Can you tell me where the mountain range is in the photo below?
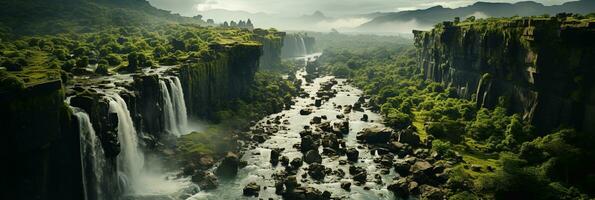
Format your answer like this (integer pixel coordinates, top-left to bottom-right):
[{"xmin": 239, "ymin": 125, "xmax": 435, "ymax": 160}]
[{"xmin": 358, "ymin": 0, "xmax": 595, "ymax": 32}]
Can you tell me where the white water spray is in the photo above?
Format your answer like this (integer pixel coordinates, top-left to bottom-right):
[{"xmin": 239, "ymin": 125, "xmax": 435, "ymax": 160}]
[
  {"xmin": 108, "ymin": 94, "xmax": 144, "ymax": 193},
  {"xmin": 159, "ymin": 80, "xmax": 180, "ymax": 136},
  {"xmin": 168, "ymin": 77, "xmax": 188, "ymax": 134},
  {"xmin": 73, "ymin": 107, "xmax": 106, "ymax": 200}
]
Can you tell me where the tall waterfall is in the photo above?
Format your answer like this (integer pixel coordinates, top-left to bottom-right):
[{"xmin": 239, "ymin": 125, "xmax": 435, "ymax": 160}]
[
  {"xmin": 73, "ymin": 107, "xmax": 106, "ymax": 200},
  {"xmin": 299, "ymin": 36, "xmax": 307, "ymax": 56},
  {"xmin": 108, "ymin": 94, "xmax": 144, "ymax": 193},
  {"xmin": 159, "ymin": 80, "xmax": 180, "ymax": 136},
  {"xmin": 169, "ymin": 77, "xmax": 188, "ymax": 132},
  {"xmin": 159, "ymin": 76, "xmax": 188, "ymax": 136}
]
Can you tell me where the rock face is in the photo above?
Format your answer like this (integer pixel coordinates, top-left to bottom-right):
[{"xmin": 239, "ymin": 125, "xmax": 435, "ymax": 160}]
[
  {"xmin": 413, "ymin": 17, "xmax": 595, "ymax": 133},
  {"xmin": 0, "ymin": 79, "xmax": 84, "ymax": 200},
  {"xmin": 180, "ymin": 43, "xmax": 262, "ymax": 120},
  {"xmin": 255, "ymin": 29, "xmax": 285, "ymax": 70}
]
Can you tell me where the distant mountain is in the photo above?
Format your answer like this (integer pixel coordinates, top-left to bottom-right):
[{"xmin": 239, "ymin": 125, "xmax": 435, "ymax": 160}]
[
  {"xmin": 0, "ymin": 0, "xmax": 206, "ymax": 35},
  {"xmin": 358, "ymin": 0, "xmax": 595, "ymax": 32}
]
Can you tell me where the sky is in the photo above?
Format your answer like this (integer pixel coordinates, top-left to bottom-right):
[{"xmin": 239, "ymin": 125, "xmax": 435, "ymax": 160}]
[{"xmin": 148, "ymin": 0, "xmax": 577, "ymax": 17}]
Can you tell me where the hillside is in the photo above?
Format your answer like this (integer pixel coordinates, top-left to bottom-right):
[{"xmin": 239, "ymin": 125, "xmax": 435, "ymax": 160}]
[
  {"xmin": 359, "ymin": 0, "xmax": 595, "ymax": 31},
  {"xmin": 0, "ymin": 0, "xmax": 206, "ymax": 36}
]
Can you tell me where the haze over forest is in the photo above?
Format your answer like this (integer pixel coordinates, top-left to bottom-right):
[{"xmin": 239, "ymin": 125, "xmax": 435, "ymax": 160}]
[{"xmin": 148, "ymin": 0, "xmax": 590, "ymax": 33}]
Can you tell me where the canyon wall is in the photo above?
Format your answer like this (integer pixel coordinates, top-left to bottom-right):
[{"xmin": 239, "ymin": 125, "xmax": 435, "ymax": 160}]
[
  {"xmin": 0, "ymin": 73, "xmax": 84, "ymax": 200},
  {"xmin": 413, "ymin": 16, "xmax": 595, "ymax": 134},
  {"xmin": 254, "ymin": 29, "xmax": 285, "ymax": 70}
]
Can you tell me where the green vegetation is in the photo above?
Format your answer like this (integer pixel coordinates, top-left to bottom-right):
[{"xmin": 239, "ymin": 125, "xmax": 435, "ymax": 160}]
[
  {"xmin": 319, "ymin": 41, "xmax": 595, "ymax": 199},
  {"xmin": 0, "ymin": 25, "xmax": 281, "ymax": 87}
]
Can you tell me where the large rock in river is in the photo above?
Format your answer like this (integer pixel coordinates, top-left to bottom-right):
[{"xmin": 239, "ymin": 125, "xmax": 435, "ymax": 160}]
[
  {"xmin": 216, "ymin": 152, "xmax": 240, "ymax": 178},
  {"xmin": 356, "ymin": 126, "xmax": 393, "ymax": 143}
]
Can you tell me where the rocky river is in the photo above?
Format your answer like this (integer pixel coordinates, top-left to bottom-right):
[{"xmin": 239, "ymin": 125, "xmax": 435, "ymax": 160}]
[{"xmin": 187, "ymin": 55, "xmax": 426, "ymax": 199}]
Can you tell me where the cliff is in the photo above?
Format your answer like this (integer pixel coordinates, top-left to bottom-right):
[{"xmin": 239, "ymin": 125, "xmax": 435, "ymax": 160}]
[
  {"xmin": 180, "ymin": 43, "xmax": 262, "ymax": 120},
  {"xmin": 281, "ymin": 33, "xmax": 316, "ymax": 58},
  {"xmin": 413, "ymin": 15, "xmax": 595, "ymax": 134},
  {"xmin": 0, "ymin": 71, "xmax": 84, "ymax": 200},
  {"xmin": 254, "ymin": 29, "xmax": 285, "ymax": 70}
]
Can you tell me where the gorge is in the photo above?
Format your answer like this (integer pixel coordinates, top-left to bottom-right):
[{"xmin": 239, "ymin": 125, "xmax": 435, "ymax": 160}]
[{"xmin": 1, "ymin": 1, "xmax": 594, "ymax": 200}]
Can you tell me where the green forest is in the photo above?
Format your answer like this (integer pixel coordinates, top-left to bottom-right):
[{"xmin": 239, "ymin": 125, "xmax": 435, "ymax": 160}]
[{"xmin": 1, "ymin": 0, "xmax": 594, "ymax": 200}]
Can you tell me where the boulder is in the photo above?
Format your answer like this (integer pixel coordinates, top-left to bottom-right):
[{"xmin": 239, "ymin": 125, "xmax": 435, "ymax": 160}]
[
  {"xmin": 420, "ymin": 185, "xmax": 445, "ymax": 200},
  {"xmin": 361, "ymin": 114, "xmax": 368, "ymax": 122},
  {"xmin": 346, "ymin": 148, "xmax": 359, "ymax": 162},
  {"xmin": 191, "ymin": 171, "xmax": 219, "ymax": 190},
  {"xmin": 304, "ymin": 150, "xmax": 322, "ymax": 164},
  {"xmin": 301, "ymin": 135, "xmax": 318, "ymax": 152},
  {"xmin": 270, "ymin": 149, "xmax": 281, "ymax": 165},
  {"xmin": 243, "ymin": 182, "xmax": 260, "ymax": 197},
  {"xmin": 315, "ymin": 99, "xmax": 322, "ymax": 107},
  {"xmin": 410, "ymin": 160, "xmax": 433, "ymax": 174},
  {"xmin": 307, "ymin": 163, "xmax": 326, "ymax": 180},
  {"xmin": 310, "ymin": 116, "xmax": 322, "ymax": 124},
  {"xmin": 300, "ymin": 108, "xmax": 313, "ymax": 115},
  {"xmin": 340, "ymin": 181, "xmax": 352, "ymax": 191},
  {"xmin": 387, "ymin": 178, "xmax": 409, "ymax": 197},
  {"xmin": 290, "ymin": 158, "xmax": 303, "ymax": 168},
  {"xmin": 356, "ymin": 126, "xmax": 393, "ymax": 143},
  {"xmin": 216, "ymin": 152, "xmax": 239, "ymax": 178}
]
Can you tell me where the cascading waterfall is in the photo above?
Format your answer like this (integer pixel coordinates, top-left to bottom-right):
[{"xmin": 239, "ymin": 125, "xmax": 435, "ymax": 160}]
[
  {"xmin": 159, "ymin": 76, "xmax": 189, "ymax": 136},
  {"xmin": 108, "ymin": 94, "xmax": 144, "ymax": 193},
  {"xmin": 159, "ymin": 79, "xmax": 180, "ymax": 136},
  {"xmin": 299, "ymin": 36, "xmax": 307, "ymax": 56},
  {"xmin": 168, "ymin": 77, "xmax": 188, "ymax": 133},
  {"xmin": 73, "ymin": 107, "xmax": 106, "ymax": 200}
]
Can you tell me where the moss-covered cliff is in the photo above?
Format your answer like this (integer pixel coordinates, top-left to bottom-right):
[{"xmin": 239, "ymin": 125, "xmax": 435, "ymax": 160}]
[
  {"xmin": 179, "ymin": 43, "xmax": 262, "ymax": 120},
  {"xmin": 0, "ymin": 70, "xmax": 84, "ymax": 200},
  {"xmin": 413, "ymin": 15, "xmax": 595, "ymax": 133},
  {"xmin": 254, "ymin": 29, "xmax": 285, "ymax": 70}
]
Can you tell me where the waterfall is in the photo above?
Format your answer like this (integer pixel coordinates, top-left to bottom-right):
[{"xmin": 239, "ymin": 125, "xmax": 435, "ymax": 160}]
[
  {"xmin": 159, "ymin": 80, "xmax": 180, "ymax": 136},
  {"xmin": 108, "ymin": 94, "xmax": 144, "ymax": 193},
  {"xmin": 73, "ymin": 107, "xmax": 106, "ymax": 200},
  {"xmin": 168, "ymin": 77, "xmax": 188, "ymax": 133},
  {"xmin": 299, "ymin": 36, "xmax": 307, "ymax": 56}
]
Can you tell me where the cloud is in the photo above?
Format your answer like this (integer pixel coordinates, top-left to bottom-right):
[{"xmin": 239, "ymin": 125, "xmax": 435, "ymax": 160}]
[{"xmin": 148, "ymin": 0, "xmax": 577, "ymax": 17}]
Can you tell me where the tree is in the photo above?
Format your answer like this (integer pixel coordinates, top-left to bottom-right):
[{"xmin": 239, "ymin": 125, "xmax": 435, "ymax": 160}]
[{"xmin": 76, "ymin": 56, "xmax": 89, "ymax": 68}]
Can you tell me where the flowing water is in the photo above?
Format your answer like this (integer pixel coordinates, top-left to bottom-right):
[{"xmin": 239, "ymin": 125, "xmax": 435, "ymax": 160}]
[
  {"xmin": 73, "ymin": 107, "xmax": 107, "ymax": 200},
  {"xmin": 190, "ymin": 54, "xmax": 395, "ymax": 199},
  {"xmin": 160, "ymin": 76, "xmax": 189, "ymax": 136}
]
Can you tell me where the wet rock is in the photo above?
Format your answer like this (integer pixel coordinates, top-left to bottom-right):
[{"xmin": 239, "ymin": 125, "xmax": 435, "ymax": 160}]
[
  {"xmin": 353, "ymin": 171, "xmax": 367, "ymax": 184},
  {"xmin": 340, "ymin": 181, "xmax": 352, "ymax": 191},
  {"xmin": 388, "ymin": 178, "xmax": 409, "ymax": 197},
  {"xmin": 394, "ymin": 160, "xmax": 411, "ymax": 176},
  {"xmin": 243, "ymin": 182, "xmax": 261, "ymax": 197},
  {"xmin": 408, "ymin": 181, "xmax": 420, "ymax": 194},
  {"xmin": 239, "ymin": 160, "xmax": 248, "ymax": 168},
  {"xmin": 361, "ymin": 114, "xmax": 368, "ymax": 122},
  {"xmin": 290, "ymin": 158, "xmax": 303, "ymax": 168},
  {"xmin": 339, "ymin": 160, "xmax": 347, "ymax": 165},
  {"xmin": 307, "ymin": 163, "xmax": 326, "ymax": 180},
  {"xmin": 301, "ymin": 135, "xmax": 318, "ymax": 152},
  {"xmin": 216, "ymin": 152, "xmax": 239, "ymax": 178},
  {"xmin": 270, "ymin": 149, "xmax": 281, "ymax": 166},
  {"xmin": 346, "ymin": 148, "xmax": 359, "ymax": 162},
  {"xmin": 343, "ymin": 105, "xmax": 352, "ymax": 114},
  {"xmin": 357, "ymin": 126, "xmax": 393, "ymax": 143},
  {"xmin": 322, "ymin": 147, "xmax": 337, "ymax": 156},
  {"xmin": 317, "ymin": 121, "xmax": 332, "ymax": 132},
  {"xmin": 284, "ymin": 176, "xmax": 299, "ymax": 191},
  {"xmin": 300, "ymin": 108, "xmax": 313, "ymax": 115},
  {"xmin": 310, "ymin": 116, "xmax": 322, "ymax": 124},
  {"xmin": 198, "ymin": 155, "xmax": 215, "ymax": 169},
  {"xmin": 333, "ymin": 120, "xmax": 349, "ymax": 135},
  {"xmin": 191, "ymin": 171, "xmax": 219, "ymax": 190},
  {"xmin": 304, "ymin": 150, "xmax": 322, "ymax": 164},
  {"xmin": 280, "ymin": 156, "xmax": 290, "ymax": 166},
  {"xmin": 315, "ymin": 99, "xmax": 322, "ymax": 107},
  {"xmin": 336, "ymin": 114, "xmax": 345, "ymax": 119},
  {"xmin": 252, "ymin": 134, "xmax": 267, "ymax": 143},
  {"xmin": 353, "ymin": 102, "xmax": 363, "ymax": 111}
]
